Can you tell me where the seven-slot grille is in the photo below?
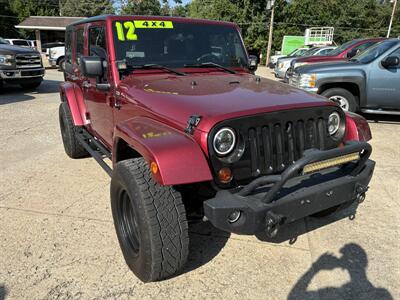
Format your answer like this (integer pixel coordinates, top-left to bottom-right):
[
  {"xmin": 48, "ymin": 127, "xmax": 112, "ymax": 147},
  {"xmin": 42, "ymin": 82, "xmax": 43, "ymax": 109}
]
[
  {"xmin": 15, "ymin": 54, "xmax": 42, "ymax": 69},
  {"xmin": 208, "ymin": 107, "xmax": 343, "ymax": 185},
  {"xmin": 247, "ymin": 118, "xmax": 328, "ymax": 176}
]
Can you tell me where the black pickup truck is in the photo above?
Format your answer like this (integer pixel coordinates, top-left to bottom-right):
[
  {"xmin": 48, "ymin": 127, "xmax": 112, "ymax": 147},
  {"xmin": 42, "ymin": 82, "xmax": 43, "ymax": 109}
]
[{"xmin": 0, "ymin": 37, "xmax": 45, "ymax": 89}]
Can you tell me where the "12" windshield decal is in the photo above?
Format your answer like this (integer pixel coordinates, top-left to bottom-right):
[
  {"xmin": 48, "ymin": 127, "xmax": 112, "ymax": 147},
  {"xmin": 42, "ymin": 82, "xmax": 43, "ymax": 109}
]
[{"xmin": 115, "ymin": 21, "xmax": 174, "ymax": 41}]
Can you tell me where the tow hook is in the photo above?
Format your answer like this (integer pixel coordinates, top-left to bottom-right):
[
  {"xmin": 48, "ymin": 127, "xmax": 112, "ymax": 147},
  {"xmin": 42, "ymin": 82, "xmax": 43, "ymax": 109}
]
[
  {"xmin": 355, "ymin": 184, "xmax": 369, "ymax": 204},
  {"xmin": 265, "ymin": 211, "xmax": 283, "ymax": 238}
]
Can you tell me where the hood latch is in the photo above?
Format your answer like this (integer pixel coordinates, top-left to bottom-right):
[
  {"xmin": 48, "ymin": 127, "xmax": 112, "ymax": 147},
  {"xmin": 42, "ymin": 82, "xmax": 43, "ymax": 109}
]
[{"xmin": 185, "ymin": 115, "xmax": 202, "ymax": 134}]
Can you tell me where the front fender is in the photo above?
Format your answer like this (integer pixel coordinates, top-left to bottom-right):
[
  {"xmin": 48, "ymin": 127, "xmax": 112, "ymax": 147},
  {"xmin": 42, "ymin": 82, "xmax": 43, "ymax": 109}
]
[
  {"xmin": 344, "ymin": 111, "xmax": 372, "ymax": 142},
  {"xmin": 59, "ymin": 82, "xmax": 88, "ymax": 126},
  {"xmin": 114, "ymin": 117, "xmax": 212, "ymax": 186},
  {"xmin": 317, "ymin": 71, "xmax": 367, "ymax": 105}
]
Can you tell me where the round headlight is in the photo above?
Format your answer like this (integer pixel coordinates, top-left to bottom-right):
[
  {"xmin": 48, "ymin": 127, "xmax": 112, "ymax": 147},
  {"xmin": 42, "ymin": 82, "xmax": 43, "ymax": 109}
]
[
  {"xmin": 328, "ymin": 112, "xmax": 341, "ymax": 135},
  {"xmin": 213, "ymin": 128, "xmax": 236, "ymax": 155}
]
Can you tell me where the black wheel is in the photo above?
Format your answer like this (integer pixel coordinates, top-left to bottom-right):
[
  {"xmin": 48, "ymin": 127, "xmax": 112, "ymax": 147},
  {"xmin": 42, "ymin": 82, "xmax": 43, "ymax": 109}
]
[
  {"xmin": 58, "ymin": 58, "xmax": 65, "ymax": 71},
  {"xmin": 20, "ymin": 79, "xmax": 42, "ymax": 90},
  {"xmin": 321, "ymin": 88, "xmax": 358, "ymax": 112},
  {"xmin": 111, "ymin": 158, "xmax": 189, "ymax": 282},
  {"xmin": 59, "ymin": 102, "xmax": 88, "ymax": 158}
]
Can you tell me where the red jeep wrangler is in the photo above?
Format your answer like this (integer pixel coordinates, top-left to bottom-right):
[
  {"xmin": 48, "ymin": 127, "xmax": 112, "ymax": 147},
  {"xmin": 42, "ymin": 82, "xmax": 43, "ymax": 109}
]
[{"xmin": 59, "ymin": 15, "xmax": 375, "ymax": 282}]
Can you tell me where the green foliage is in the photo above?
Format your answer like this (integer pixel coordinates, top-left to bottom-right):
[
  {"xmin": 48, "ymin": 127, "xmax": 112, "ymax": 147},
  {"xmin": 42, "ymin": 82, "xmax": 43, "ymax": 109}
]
[
  {"xmin": 61, "ymin": 0, "xmax": 115, "ymax": 17},
  {"xmin": 188, "ymin": 0, "xmax": 399, "ymax": 56},
  {"xmin": 0, "ymin": 0, "xmax": 59, "ymax": 38},
  {"xmin": 120, "ymin": 0, "xmax": 187, "ymax": 17}
]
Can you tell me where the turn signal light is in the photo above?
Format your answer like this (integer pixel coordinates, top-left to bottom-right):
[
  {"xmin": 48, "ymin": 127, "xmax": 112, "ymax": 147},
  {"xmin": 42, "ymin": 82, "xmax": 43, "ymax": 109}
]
[
  {"xmin": 150, "ymin": 161, "xmax": 158, "ymax": 174},
  {"xmin": 218, "ymin": 167, "xmax": 232, "ymax": 183}
]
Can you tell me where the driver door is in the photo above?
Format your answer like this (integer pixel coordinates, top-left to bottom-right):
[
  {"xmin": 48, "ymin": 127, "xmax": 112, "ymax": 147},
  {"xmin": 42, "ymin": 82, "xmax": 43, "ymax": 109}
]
[
  {"xmin": 367, "ymin": 47, "xmax": 400, "ymax": 109},
  {"xmin": 82, "ymin": 23, "xmax": 114, "ymax": 147}
]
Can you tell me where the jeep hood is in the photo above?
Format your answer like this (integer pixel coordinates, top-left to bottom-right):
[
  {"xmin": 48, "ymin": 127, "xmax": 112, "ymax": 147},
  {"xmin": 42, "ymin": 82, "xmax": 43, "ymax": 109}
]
[
  {"xmin": 119, "ymin": 72, "xmax": 334, "ymax": 132},
  {"xmin": 0, "ymin": 44, "xmax": 39, "ymax": 55}
]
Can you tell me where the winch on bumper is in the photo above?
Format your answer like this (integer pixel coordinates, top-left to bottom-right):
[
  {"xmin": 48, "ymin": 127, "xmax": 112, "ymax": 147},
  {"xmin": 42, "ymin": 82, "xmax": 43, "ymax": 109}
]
[{"xmin": 204, "ymin": 141, "xmax": 375, "ymax": 237}]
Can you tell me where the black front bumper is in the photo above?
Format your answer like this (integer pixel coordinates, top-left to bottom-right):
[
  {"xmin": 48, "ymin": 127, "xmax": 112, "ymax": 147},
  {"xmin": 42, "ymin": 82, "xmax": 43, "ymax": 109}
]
[{"xmin": 204, "ymin": 141, "xmax": 375, "ymax": 236}]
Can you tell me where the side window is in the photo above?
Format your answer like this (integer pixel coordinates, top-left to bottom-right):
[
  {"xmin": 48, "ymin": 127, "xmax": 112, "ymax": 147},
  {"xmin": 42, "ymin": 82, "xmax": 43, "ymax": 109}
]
[
  {"xmin": 89, "ymin": 26, "xmax": 107, "ymax": 59},
  {"xmin": 64, "ymin": 29, "xmax": 73, "ymax": 73},
  {"xmin": 74, "ymin": 28, "xmax": 84, "ymax": 65},
  {"xmin": 353, "ymin": 42, "xmax": 375, "ymax": 55}
]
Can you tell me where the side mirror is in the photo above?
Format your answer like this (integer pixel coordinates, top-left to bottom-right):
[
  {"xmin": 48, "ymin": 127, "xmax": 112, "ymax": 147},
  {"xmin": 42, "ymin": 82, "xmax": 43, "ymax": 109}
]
[
  {"xmin": 248, "ymin": 55, "xmax": 258, "ymax": 72},
  {"xmin": 81, "ymin": 56, "xmax": 103, "ymax": 77},
  {"xmin": 346, "ymin": 48, "xmax": 358, "ymax": 59},
  {"xmin": 381, "ymin": 56, "xmax": 400, "ymax": 68}
]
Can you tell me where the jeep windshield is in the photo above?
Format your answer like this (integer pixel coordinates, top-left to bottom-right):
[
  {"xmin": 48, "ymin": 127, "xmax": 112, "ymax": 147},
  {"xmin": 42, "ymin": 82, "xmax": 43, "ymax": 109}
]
[
  {"xmin": 350, "ymin": 40, "xmax": 398, "ymax": 64},
  {"xmin": 112, "ymin": 20, "xmax": 248, "ymax": 72}
]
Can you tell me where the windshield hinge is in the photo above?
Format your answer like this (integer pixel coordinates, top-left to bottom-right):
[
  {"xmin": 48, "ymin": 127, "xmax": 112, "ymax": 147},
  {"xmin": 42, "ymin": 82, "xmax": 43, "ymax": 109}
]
[{"xmin": 185, "ymin": 115, "xmax": 202, "ymax": 134}]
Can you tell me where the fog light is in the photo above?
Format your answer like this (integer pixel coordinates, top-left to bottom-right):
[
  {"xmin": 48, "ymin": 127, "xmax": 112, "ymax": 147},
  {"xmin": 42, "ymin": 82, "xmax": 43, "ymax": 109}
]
[
  {"xmin": 228, "ymin": 210, "xmax": 241, "ymax": 223},
  {"xmin": 218, "ymin": 167, "xmax": 232, "ymax": 183}
]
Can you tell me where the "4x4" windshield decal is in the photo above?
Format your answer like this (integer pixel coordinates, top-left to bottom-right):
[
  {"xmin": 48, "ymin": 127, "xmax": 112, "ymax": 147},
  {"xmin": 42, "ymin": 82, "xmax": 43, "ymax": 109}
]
[{"xmin": 115, "ymin": 21, "xmax": 174, "ymax": 41}]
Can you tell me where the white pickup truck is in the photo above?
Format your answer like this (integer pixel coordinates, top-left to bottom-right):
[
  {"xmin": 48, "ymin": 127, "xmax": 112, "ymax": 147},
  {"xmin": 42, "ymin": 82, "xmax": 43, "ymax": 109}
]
[{"xmin": 48, "ymin": 46, "xmax": 65, "ymax": 71}]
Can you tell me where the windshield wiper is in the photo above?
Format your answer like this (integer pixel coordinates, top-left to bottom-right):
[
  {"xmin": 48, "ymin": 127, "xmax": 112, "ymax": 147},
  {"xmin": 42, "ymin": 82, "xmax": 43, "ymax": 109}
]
[
  {"xmin": 184, "ymin": 62, "xmax": 237, "ymax": 74},
  {"xmin": 125, "ymin": 64, "xmax": 186, "ymax": 76}
]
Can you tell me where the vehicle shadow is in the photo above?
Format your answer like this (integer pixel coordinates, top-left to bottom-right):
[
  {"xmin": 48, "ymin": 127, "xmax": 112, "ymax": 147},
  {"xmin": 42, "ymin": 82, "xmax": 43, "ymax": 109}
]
[
  {"xmin": 0, "ymin": 79, "xmax": 61, "ymax": 105},
  {"xmin": 287, "ymin": 243, "xmax": 393, "ymax": 300},
  {"xmin": 0, "ymin": 284, "xmax": 7, "ymax": 300},
  {"xmin": 362, "ymin": 113, "xmax": 400, "ymax": 125},
  {"xmin": 180, "ymin": 221, "xmax": 230, "ymax": 275},
  {"xmin": 255, "ymin": 202, "xmax": 359, "ymax": 244}
]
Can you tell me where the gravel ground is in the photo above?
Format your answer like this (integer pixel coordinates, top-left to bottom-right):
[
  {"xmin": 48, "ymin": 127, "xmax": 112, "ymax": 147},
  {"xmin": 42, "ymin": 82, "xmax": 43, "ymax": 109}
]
[{"xmin": 0, "ymin": 68, "xmax": 399, "ymax": 300}]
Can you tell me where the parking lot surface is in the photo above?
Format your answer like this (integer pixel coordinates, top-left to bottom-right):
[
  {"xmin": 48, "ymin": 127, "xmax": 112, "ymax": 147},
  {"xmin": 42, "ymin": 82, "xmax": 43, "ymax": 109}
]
[{"xmin": 0, "ymin": 68, "xmax": 399, "ymax": 299}]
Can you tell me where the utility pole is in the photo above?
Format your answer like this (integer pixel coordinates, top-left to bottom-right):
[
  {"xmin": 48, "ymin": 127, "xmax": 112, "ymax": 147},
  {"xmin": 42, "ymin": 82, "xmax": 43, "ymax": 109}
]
[
  {"xmin": 266, "ymin": 0, "xmax": 275, "ymax": 66},
  {"xmin": 387, "ymin": 0, "xmax": 397, "ymax": 38}
]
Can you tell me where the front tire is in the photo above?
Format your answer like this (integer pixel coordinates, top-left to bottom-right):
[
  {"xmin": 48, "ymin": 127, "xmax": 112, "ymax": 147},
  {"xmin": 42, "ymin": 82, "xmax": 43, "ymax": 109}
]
[
  {"xmin": 20, "ymin": 79, "xmax": 42, "ymax": 90},
  {"xmin": 321, "ymin": 88, "xmax": 358, "ymax": 112},
  {"xmin": 59, "ymin": 102, "xmax": 88, "ymax": 158},
  {"xmin": 58, "ymin": 58, "xmax": 65, "ymax": 72},
  {"xmin": 111, "ymin": 158, "xmax": 189, "ymax": 282}
]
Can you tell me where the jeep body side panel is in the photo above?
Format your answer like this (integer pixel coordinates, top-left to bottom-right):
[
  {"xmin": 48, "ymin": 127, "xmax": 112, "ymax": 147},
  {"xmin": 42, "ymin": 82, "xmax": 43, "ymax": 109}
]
[
  {"xmin": 59, "ymin": 81, "xmax": 89, "ymax": 126},
  {"xmin": 114, "ymin": 116, "xmax": 212, "ymax": 185},
  {"xmin": 344, "ymin": 112, "xmax": 372, "ymax": 142}
]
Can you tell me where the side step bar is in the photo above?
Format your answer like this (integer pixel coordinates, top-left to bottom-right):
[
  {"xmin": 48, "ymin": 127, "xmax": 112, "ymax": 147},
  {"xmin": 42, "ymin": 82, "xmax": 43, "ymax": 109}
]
[
  {"xmin": 361, "ymin": 109, "xmax": 400, "ymax": 116},
  {"xmin": 75, "ymin": 128, "xmax": 113, "ymax": 177}
]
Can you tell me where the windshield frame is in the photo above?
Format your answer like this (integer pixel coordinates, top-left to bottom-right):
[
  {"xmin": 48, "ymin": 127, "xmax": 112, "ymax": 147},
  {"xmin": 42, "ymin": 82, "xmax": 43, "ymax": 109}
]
[{"xmin": 109, "ymin": 18, "xmax": 250, "ymax": 74}]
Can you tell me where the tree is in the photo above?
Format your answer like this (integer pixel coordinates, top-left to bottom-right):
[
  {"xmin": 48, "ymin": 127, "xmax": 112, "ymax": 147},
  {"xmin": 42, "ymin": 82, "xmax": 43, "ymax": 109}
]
[
  {"xmin": 61, "ymin": 0, "xmax": 115, "ymax": 17},
  {"xmin": 188, "ymin": 0, "xmax": 399, "ymax": 59},
  {"xmin": 121, "ymin": 0, "xmax": 162, "ymax": 15},
  {"xmin": 1, "ymin": 0, "xmax": 59, "ymax": 38}
]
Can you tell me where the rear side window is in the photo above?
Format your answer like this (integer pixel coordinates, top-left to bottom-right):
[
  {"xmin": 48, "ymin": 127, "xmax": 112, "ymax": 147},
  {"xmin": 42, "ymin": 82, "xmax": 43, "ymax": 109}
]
[
  {"xmin": 13, "ymin": 40, "xmax": 29, "ymax": 46},
  {"xmin": 64, "ymin": 29, "xmax": 73, "ymax": 73},
  {"xmin": 353, "ymin": 42, "xmax": 376, "ymax": 54},
  {"xmin": 89, "ymin": 26, "xmax": 107, "ymax": 59},
  {"xmin": 74, "ymin": 28, "xmax": 84, "ymax": 65}
]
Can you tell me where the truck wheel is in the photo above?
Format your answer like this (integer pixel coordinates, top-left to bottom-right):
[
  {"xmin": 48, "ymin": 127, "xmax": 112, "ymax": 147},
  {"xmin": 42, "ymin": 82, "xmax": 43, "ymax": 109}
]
[
  {"xmin": 58, "ymin": 58, "xmax": 65, "ymax": 72},
  {"xmin": 59, "ymin": 102, "xmax": 88, "ymax": 158},
  {"xmin": 110, "ymin": 158, "xmax": 189, "ymax": 282},
  {"xmin": 321, "ymin": 88, "xmax": 358, "ymax": 112},
  {"xmin": 20, "ymin": 79, "xmax": 42, "ymax": 90}
]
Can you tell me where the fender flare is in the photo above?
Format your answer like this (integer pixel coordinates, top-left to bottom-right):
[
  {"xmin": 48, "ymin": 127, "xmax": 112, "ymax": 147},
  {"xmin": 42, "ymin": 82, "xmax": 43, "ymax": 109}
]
[
  {"xmin": 113, "ymin": 117, "xmax": 213, "ymax": 186},
  {"xmin": 317, "ymin": 74, "xmax": 367, "ymax": 106},
  {"xmin": 59, "ymin": 82, "xmax": 88, "ymax": 126},
  {"xmin": 344, "ymin": 111, "xmax": 372, "ymax": 142}
]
